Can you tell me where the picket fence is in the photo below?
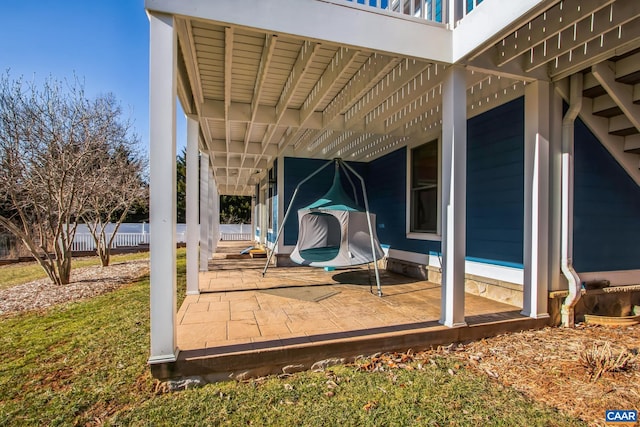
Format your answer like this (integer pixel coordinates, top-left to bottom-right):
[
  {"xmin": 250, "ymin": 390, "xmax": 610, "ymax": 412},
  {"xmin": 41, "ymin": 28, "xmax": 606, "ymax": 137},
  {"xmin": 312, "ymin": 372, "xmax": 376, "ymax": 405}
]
[{"xmin": 71, "ymin": 224, "xmax": 251, "ymax": 252}]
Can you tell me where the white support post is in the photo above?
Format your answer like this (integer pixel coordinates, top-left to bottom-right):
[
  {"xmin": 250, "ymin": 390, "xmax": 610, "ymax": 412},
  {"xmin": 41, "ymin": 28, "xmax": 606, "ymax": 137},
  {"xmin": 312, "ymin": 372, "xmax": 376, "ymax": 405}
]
[
  {"xmin": 212, "ymin": 175, "xmax": 220, "ymax": 253},
  {"xmin": 251, "ymin": 187, "xmax": 257, "ymax": 242},
  {"xmin": 186, "ymin": 116, "xmax": 200, "ymax": 295},
  {"xmin": 199, "ymin": 153, "xmax": 210, "ymax": 271},
  {"xmin": 522, "ymin": 81, "xmax": 551, "ymax": 318},
  {"xmin": 276, "ymin": 155, "xmax": 285, "ymax": 254},
  {"xmin": 148, "ymin": 12, "xmax": 178, "ymax": 364},
  {"xmin": 440, "ymin": 65, "xmax": 467, "ymax": 328},
  {"xmin": 207, "ymin": 168, "xmax": 217, "ymax": 255}
]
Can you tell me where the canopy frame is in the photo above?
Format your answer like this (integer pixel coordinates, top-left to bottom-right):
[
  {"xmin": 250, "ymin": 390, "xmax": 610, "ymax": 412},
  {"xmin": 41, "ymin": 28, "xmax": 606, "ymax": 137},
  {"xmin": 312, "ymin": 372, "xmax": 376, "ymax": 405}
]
[{"xmin": 262, "ymin": 158, "xmax": 382, "ymax": 296}]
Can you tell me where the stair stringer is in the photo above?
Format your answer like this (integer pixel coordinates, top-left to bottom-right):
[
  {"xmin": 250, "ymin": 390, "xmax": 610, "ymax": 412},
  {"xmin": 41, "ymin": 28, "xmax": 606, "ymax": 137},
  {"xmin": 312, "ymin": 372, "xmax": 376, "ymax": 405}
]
[{"xmin": 556, "ymin": 80, "xmax": 640, "ymax": 188}]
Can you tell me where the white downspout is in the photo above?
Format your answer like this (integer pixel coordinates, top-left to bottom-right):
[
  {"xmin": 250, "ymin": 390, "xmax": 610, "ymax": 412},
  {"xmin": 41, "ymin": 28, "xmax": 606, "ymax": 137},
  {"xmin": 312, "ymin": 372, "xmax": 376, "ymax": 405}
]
[{"xmin": 560, "ymin": 73, "xmax": 583, "ymax": 327}]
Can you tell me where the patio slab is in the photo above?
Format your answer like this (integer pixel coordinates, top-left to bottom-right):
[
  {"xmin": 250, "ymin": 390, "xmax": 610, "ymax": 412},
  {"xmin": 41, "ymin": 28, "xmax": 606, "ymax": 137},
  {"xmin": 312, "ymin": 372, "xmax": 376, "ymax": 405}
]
[{"xmin": 153, "ymin": 241, "xmax": 550, "ymax": 381}]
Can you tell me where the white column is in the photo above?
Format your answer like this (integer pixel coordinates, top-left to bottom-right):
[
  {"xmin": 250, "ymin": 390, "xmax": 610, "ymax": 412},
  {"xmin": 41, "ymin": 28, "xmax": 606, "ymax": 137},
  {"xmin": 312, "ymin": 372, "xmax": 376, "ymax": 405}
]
[
  {"xmin": 211, "ymin": 175, "xmax": 220, "ymax": 253},
  {"xmin": 186, "ymin": 116, "xmax": 200, "ymax": 295},
  {"xmin": 199, "ymin": 153, "xmax": 210, "ymax": 271},
  {"xmin": 276, "ymin": 155, "xmax": 285, "ymax": 253},
  {"xmin": 440, "ymin": 65, "xmax": 467, "ymax": 328},
  {"xmin": 251, "ymin": 187, "xmax": 257, "ymax": 242},
  {"xmin": 207, "ymin": 168, "xmax": 216, "ymax": 255},
  {"xmin": 148, "ymin": 12, "xmax": 178, "ymax": 364},
  {"xmin": 522, "ymin": 81, "xmax": 551, "ymax": 318}
]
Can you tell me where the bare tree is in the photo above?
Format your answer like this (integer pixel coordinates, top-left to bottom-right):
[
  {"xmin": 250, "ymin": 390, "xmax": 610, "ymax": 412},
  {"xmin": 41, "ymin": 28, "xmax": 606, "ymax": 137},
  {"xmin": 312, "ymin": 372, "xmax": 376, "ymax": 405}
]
[
  {"xmin": 80, "ymin": 106, "xmax": 147, "ymax": 266},
  {"xmin": 0, "ymin": 74, "xmax": 132, "ymax": 285}
]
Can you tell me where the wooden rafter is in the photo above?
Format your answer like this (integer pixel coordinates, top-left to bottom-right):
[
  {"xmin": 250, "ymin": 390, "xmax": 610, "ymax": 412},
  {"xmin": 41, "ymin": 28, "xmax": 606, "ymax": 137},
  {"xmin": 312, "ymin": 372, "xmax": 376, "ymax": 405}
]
[
  {"xmin": 237, "ymin": 34, "xmax": 278, "ymax": 192},
  {"xmin": 224, "ymin": 27, "xmax": 233, "ymax": 176},
  {"xmin": 550, "ymin": 16, "xmax": 640, "ymax": 80},
  {"xmin": 366, "ymin": 64, "xmax": 447, "ymax": 134},
  {"xmin": 525, "ymin": 0, "xmax": 640, "ymax": 73},
  {"xmin": 281, "ymin": 47, "xmax": 361, "ymax": 155},
  {"xmin": 252, "ymin": 41, "xmax": 321, "ymax": 172},
  {"xmin": 496, "ymin": 0, "xmax": 616, "ymax": 67}
]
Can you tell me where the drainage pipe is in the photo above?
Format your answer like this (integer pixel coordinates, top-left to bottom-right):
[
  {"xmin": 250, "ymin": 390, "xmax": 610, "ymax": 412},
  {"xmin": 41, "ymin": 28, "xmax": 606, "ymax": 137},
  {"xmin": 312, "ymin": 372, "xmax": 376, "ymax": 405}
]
[{"xmin": 560, "ymin": 73, "xmax": 583, "ymax": 327}]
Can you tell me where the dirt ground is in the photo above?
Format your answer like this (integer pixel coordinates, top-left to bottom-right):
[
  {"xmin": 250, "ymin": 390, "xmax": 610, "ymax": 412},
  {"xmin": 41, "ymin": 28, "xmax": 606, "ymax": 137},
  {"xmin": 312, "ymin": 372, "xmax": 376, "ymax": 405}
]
[{"xmin": 439, "ymin": 324, "xmax": 639, "ymax": 426}]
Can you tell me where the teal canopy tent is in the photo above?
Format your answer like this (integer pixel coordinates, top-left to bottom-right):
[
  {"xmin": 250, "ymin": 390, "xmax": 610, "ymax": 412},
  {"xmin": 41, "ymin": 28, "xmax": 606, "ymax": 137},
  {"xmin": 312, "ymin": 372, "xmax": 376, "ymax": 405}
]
[{"xmin": 263, "ymin": 158, "xmax": 384, "ymax": 296}]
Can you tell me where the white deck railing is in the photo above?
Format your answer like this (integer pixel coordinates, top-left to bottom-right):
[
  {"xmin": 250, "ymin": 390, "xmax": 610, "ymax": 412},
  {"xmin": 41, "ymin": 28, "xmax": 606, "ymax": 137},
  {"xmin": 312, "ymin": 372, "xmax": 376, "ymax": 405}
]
[{"xmin": 338, "ymin": 0, "xmax": 483, "ymax": 26}]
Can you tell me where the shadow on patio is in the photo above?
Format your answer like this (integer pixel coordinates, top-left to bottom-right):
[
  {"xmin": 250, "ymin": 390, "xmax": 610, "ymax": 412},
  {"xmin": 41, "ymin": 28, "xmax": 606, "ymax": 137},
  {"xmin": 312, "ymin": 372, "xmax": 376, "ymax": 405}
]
[{"xmin": 160, "ymin": 241, "xmax": 549, "ymax": 381}]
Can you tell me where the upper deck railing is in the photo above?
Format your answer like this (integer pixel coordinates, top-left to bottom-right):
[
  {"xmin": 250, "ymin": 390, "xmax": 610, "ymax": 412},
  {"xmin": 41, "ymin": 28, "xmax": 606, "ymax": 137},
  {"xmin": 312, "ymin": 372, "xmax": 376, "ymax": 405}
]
[{"xmin": 340, "ymin": 0, "xmax": 483, "ymax": 26}]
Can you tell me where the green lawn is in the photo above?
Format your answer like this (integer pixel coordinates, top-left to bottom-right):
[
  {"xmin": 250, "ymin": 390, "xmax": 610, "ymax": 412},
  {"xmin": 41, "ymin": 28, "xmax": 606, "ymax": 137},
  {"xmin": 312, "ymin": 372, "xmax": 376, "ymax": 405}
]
[
  {"xmin": 0, "ymin": 251, "xmax": 149, "ymax": 290},
  {"xmin": 0, "ymin": 249, "xmax": 586, "ymax": 426}
]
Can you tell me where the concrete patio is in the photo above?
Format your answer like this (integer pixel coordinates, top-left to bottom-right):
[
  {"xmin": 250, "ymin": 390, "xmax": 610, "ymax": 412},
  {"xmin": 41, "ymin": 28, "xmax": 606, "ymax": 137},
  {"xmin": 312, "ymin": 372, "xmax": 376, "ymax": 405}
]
[{"xmin": 154, "ymin": 241, "xmax": 549, "ymax": 381}]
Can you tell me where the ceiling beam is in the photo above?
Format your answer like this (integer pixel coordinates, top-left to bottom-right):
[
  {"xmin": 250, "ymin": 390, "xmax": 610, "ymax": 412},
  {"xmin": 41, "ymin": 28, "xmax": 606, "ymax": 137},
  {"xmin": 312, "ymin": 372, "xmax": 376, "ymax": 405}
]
[
  {"xmin": 496, "ymin": 0, "xmax": 615, "ymax": 67},
  {"xmin": 343, "ymin": 58, "xmax": 430, "ymax": 131},
  {"xmin": 224, "ymin": 27, "xmax": 233, "ymax": 177},
  {"xmin": 239, "ymin": 34, "xmax": 277, "ymax": 173},
  {"xmin": 366, "ymin": 64, "xmax": 447, "ymax": 134},
  {"xmin": 300, "ymin": 54, "xmax": 401, "ymax": 156},
  {"xmin": 323, "ymin": 54, "xmax": 400, "ymax": 127},
  {"xmin": 253, "ymin": 41, "xmax": 322, "ymax": 172},
  {"xmin": 282, "ymin": 47, "xmax": 361, "ymax": 155},
  {"xmin": 550, "ymin": 17, "xmax": 640, "ymax": 80},
  {"xmin": 524, "ymin": 0, "xmax": 640, "ymax": 73}
]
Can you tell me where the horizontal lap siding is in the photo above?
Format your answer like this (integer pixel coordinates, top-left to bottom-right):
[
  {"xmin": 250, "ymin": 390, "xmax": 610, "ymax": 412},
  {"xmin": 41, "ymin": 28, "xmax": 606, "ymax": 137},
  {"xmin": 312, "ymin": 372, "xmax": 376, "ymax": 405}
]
[
  {"xmin": 466, "ymin": 97, "xmax": 524, "ymax": 266},
  {"xmin": 574, "ymin": 118, "xmax": 640, "ymax": 272}
]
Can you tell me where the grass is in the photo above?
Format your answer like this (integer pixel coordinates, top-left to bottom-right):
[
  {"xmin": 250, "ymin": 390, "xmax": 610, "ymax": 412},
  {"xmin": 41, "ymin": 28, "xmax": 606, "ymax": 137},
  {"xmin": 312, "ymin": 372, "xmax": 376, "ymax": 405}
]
[
  {"xmin": 0, "ymin": 251, "xmax": 149, "ymax": 290},
  {"xmin": 0, "ymin": 248, "xmax": 586, "ymax": 426}
]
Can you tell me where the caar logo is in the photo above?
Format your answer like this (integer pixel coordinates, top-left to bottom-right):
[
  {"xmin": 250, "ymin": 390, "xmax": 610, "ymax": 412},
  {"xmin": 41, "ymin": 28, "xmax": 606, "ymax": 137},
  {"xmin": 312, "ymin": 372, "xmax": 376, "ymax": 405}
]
[{"xmin": 606, "ymin": 410, "xmax": 637, "ymax": 424}]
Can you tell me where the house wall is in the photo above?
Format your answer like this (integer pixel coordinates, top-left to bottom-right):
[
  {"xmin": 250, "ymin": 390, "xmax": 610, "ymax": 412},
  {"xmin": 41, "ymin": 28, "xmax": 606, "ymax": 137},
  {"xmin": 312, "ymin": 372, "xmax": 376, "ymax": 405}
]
[
  {"xmin": 466, "ymin": 97, "xmax": 525, "ymax": 268},
  {"xmin": 367, "ymin": 96, "xmax": 525, "ymax": 268},
  {"xmin": 573, "ymin": 117, "xmax": 640, "ymax": 273},
  {"xmin": 275, "ymin": 95, "xmax": 640, "ymax": 298}
]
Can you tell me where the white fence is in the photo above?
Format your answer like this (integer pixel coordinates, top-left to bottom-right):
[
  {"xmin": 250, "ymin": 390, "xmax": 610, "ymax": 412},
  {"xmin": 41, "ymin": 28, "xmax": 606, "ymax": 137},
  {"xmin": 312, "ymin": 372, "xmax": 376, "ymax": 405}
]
[
  {"xmin": 220, "ymin": 224, "xmax": 252, "ymax": 241},
  {"xmin": 71, "ymin": 232, "xmax": 151, "ymax": 252},
  {"xmin": 71, "ymin": 223, "xmax": 250, "ymax": 252},
  {"xmin": 220, "ymin": 232, "xmax": 253, "ymax": 241}
]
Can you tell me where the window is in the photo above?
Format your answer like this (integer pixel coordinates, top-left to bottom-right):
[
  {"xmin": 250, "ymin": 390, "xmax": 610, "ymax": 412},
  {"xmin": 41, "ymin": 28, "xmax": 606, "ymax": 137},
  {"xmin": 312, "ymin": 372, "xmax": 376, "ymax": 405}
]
[{"xmin": 410, "ymin": 140, "xmax": 438, "ymax": 234}]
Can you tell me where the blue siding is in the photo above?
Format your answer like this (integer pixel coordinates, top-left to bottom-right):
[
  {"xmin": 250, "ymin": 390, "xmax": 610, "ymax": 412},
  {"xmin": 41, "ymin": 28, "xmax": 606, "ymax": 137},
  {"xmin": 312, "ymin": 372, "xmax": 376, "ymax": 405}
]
[
  {"xmin": 466, "ymin": 97, "xmax": 524, "ymax": 266},
  {"xmin": 366, "ymin": 147, "xmax": 441, "ymax": 254},
  {"xmin": 280, "ymin": 98, "xmax": 526, "ymax": 265},
  {"xmin": 573, "ymin": 118, "xmax": 640, "ymax": 272}
]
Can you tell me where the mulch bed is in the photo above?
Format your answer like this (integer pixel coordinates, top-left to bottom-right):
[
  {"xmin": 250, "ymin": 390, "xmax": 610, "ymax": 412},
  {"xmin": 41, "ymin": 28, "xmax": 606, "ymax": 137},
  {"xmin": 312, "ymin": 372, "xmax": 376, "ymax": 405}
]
[
  {"xmin": 0, "ymin": 259, "xmax": 149, "ymax": 315},
  {"xmin": 353, "ymin": 324, "xmax": 639, "ymax": 426}
]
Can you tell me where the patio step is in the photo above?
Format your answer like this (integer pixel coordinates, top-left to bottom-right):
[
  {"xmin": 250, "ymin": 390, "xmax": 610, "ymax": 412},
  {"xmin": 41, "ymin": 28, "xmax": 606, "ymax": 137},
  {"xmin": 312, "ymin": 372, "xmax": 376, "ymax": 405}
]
[{"xmin": 152, "ymin": 315, "xmax": 550, "ymax": 382}]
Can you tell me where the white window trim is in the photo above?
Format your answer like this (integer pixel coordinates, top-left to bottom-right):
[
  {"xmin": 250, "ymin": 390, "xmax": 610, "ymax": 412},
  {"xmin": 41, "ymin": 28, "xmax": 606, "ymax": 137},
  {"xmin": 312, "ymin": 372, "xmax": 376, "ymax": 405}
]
[{"xmin": 406, "ymin": 135, "xmax": 442, "ymax": 239}]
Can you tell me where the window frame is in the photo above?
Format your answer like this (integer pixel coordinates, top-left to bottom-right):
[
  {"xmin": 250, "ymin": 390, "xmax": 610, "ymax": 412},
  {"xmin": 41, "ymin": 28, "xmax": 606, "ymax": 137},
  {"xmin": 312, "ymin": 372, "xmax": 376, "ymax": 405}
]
[{"xmin": 406, "ymin": 137, "xmax": 441, "ymax": 241}]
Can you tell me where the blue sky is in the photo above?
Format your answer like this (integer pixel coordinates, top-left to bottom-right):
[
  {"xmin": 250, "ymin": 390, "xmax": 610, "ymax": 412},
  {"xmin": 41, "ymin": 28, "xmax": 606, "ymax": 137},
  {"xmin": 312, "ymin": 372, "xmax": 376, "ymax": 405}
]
[{"xmin": 1, "ymin": 0, "xmax": 185, "ymax": 153}]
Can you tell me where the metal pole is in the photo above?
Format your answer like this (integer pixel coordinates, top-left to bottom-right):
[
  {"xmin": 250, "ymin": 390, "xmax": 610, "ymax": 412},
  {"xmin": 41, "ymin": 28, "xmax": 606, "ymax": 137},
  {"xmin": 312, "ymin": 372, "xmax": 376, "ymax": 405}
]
[
  {"xmin": 339, "ymin": 159, "xmax": 382, "ymax": 296},
  {"xmin": 337, "ymin": 159, "xmax": 359, "ymax": 205},
  {"xmin": 262, "ymin": 159, "xmax": 336, "ymax": 276}
]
